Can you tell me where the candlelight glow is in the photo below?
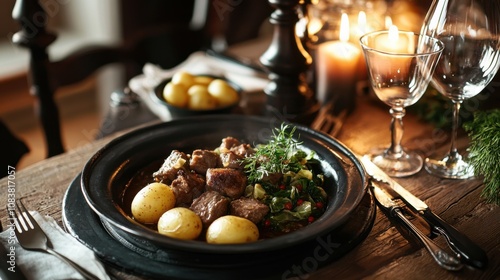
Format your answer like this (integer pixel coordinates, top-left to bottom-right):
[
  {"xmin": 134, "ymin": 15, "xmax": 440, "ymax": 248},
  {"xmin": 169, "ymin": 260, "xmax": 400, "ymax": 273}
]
[
  {"xmin": 308, "ymin": 18, "xmax": 323, "ymax": 36},
  {"xmin": 385, "ymin": 16, "xmax": 393, "ymax": 29},
  {"xmin": 371, "ymin": 25, "xmax": 414, "ymax": 54},
  {"xmin": 358, "ymin": 11, "xmax": 367, "ymax": 34},
  {"xmin": 388, "ymin": 25, "xmax": 399, "ymax": 43},
  {"xmin": 340, "ymin": 13, "xmax": 350, "ymax": 42}
]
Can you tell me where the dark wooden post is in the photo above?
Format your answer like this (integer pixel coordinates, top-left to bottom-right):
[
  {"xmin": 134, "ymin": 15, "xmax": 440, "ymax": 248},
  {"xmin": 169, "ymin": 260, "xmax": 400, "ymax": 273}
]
[
  {"xmin": 260, "ymin": 0, "xmax": 319, "ymax": 124},
  {"xmin": 12, "ymin": 0, "xmax": 64, "ymax": 157}
]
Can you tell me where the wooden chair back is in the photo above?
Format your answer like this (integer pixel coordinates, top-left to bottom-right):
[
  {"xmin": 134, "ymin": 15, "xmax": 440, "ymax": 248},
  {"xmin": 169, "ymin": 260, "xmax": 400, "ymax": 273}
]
[{"xmin": 12, "ymin": 0, "xmax": 210, "ymax": 157}]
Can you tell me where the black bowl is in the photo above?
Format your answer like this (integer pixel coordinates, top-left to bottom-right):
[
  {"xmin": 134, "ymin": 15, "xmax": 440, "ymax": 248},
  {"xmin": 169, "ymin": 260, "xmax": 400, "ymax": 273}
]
[
  {"xmin": 81, "ymin": 115, "xmax": 367, "ymax": 256},
  {"xmin": 151, "ymin": 75, "xmax": 242, "ymax": 118}
]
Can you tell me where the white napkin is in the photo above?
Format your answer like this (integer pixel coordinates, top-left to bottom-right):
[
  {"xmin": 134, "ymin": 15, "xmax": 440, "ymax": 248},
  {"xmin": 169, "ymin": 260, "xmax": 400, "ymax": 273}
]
[
  {"xmin": 129, "ymin": 51, "xmax": 269, "ymax": 121},
  {"xmin": 0, "ymin": 211, "xmax": 110, "ymax": 280}
]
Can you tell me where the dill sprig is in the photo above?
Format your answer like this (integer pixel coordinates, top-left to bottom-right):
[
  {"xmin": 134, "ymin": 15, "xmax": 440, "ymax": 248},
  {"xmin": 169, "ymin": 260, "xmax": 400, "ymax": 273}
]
[
  {"xmin": 243, "ymin": 124, "xmax": 302, "ymax": 184},
  {"xmin": 463, "ymin": 109, "xmax": 500, "ymax": 205}
]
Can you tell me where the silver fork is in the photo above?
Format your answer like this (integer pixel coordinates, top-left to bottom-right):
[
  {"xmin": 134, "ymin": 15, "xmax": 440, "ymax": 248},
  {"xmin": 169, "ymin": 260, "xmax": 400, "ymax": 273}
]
[
  {"xmin": 311, "ymin": 102, "xmax": 347, "ymax": 139},
  {"xmin": 312, "ymin": 104, "xmax": 351, "ymax": 165},
  {"xmin": 7, "ymin": 199, "xmax": 100, "ymax": 280}
]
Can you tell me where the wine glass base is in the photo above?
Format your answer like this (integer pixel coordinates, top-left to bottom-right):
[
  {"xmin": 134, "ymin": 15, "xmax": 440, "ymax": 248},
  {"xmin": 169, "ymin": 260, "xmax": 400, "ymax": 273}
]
[
  {"xmin": 424, "ymin": 157, "xmax": 475, "ymax": 179},
  {"xmin": 367, "ymin": 147, "xmax": 423, "ymax": 177}
]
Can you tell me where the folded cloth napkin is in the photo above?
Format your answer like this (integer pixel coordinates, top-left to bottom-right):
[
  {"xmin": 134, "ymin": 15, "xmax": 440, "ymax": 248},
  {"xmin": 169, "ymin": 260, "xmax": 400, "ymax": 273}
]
[
  {"xmin": 0, "ymin": 211, "xmax": 110, "ymax": 280},
  {"xmin": 129, "ymin": 51, "xmax": 269, "ymax": 121}
]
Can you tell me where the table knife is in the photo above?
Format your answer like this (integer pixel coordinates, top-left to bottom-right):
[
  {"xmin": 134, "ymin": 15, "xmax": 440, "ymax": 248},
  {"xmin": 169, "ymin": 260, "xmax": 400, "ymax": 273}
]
[
  {"xmin": 360, "ymin": 155, "xmax": 488, "ymax": 269},
  {"xmin": 371, "ymin": 183, "xmax": 463, "ymax": 271}
]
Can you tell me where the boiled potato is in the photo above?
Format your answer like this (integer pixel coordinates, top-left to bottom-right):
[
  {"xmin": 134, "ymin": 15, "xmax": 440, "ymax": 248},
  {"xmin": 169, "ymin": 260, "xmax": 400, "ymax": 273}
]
[
  {"xmin": 207, "ymin": 79, "xmax": 239, "ymax": 107},
  {"xmin": 206, "ymin": 215, "xmax": 259, "ymax": 244},
  {"xmin": 131, "ymin": 182, "xmax": 176, "ymax": 224},
  {"xmin": 163, "ymin": 71, "xmax": 238, "ymax": 110},
  {"xmin": 163, "ymin": 82, "xmax": 188, "ymax": 108},
  {"xmin": 171, "ymin": 71, "xmax": 195, "ymax": 88},
  {"xmin": 157, "ymin": 207, "xmax": 202, "ymax": 240},
  {"xmin": 188, "ymin": 85, "xmax": 217, "ymax": 110},
  {"xmin": 193, "ymin": 76, "xmax": 214, "ymax": 86}
]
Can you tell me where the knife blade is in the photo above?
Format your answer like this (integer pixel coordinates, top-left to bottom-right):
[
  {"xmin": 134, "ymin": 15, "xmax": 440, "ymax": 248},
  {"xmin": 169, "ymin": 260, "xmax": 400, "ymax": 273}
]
[
  {"xmin": 360, "ymin": 155, "xmax": 488, "ymax": 269},
  {"xmin": 371, "ymin": 183, "xmax": 463, "ymax": 271}
]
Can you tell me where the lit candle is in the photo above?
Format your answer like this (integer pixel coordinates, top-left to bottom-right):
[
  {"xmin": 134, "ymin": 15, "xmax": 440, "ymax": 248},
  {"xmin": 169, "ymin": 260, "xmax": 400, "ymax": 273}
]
[
  {"xmin": 374, "ymin": 25, "xmax": 415, "ymax": 54},
  {"xmin": 370, "ymin": 26, "xmax": 415, "ymax": 76},
  {"xmin": 355, "ymin": 11, "xmax": 369, "ymax": 81},
  {"xmin": 357, "ymin": 11, "xmax": 368, "ymax": 38},
  {"xmin": 385, "ymin": 16, "xmax": 393, "ymax": 30},
  {"xmin": 316, "ymin": 13, "xmax": 361, "ymax": 109}
]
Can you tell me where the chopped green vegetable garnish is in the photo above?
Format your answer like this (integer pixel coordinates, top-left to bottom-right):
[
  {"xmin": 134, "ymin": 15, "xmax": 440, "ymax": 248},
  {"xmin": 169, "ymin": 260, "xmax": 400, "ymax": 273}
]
[{"xmin": 241, "ymin": 123, "xmax": 330, "ymax": 234}]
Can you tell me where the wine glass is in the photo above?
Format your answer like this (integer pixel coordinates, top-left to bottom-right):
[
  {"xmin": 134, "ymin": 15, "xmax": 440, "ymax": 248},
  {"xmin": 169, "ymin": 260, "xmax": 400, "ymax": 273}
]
[
  {"xmin": 421, "ymin": 0, "xmax": 500, "ymax": 179},
  {"xmin": 360, "ymin": 29, "xmax": 444, "ymax": 177}
]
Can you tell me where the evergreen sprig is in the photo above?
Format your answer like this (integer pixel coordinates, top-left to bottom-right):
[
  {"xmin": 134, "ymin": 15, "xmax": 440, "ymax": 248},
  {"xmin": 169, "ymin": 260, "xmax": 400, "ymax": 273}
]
[
  {"xmin": 409, "ymin": 87, "xmax": 451, "ymax": 128},
  {"xmin": 409, "ymin": 86, "xmax": 485, "ymax": 129},
  {"xmin": 464, "ymin": 109, "xmax": 500, "ymax": 205}
]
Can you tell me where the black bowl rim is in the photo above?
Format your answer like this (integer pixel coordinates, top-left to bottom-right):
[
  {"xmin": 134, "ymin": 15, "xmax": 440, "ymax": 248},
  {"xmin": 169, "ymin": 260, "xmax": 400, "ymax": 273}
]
[
  {"xmin": 150, "ymin": 75, "xmax": 242, "ymax": 113},
  {"xmin": 80, "ymin": 115, "xmax": 368, "ymax": 254}
]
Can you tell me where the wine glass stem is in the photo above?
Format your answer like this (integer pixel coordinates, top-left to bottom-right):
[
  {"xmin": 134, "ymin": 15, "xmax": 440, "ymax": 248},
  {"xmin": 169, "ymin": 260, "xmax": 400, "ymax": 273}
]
[
  {"xmin": 389, "ymin": 107, "xmax": 405, "ymax": 156},
  {"xmin": 447, "ymin": 100, "xmax": 462, "ymax": 161}
]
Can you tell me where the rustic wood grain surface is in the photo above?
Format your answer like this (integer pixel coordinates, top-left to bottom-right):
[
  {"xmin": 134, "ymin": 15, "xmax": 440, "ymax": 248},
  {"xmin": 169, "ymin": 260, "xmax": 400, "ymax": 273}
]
[{"xmin": 1, "ymin": 97, "xmax": 498, "ymax": 280}]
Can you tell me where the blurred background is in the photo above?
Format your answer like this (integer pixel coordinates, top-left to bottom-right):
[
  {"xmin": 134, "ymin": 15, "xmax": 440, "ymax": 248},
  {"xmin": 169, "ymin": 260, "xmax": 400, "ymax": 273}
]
[{"xmin": 0, "ymin": 0, "xmax": 448, "ymax": 169}]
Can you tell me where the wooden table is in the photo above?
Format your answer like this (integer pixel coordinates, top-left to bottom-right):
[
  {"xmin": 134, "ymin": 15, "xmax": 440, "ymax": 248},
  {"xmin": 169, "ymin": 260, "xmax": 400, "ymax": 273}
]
[{"xmin": 1, "ymin": 94, "xmax": 499, "ymax": 280}]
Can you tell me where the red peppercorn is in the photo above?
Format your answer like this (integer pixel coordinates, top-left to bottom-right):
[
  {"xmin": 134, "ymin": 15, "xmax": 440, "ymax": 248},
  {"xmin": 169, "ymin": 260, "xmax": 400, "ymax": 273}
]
[
  {"xmin": 296, "ymin": 199, "xmax": 304, "ymax": 206},
  {"xmin": 284, "ymin": 202, "xmax": 293, "ymax": 210},
  {"xmin": 316, "ymin": 201, "xmax": 324, "ymax": 209},
  {"xmin": 279, "ymin": 184, "xmax": 286, "ymax": 190},
  {"xmin": 308, "ymin": 216, "xmax": 315, "ymax": 223},
  {"xmin": 264, "ymin": 219, "xmax": 271, "ymax": 227},
  {"xmin": 296, "ymin": 184, "xmax": 303, "ymax": 192}
]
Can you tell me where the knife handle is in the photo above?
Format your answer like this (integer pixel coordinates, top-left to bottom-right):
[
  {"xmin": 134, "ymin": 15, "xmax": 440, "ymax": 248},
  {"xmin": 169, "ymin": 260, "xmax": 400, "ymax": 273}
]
[
  {"xmin": 421, "ymin": 209, "xmax": 488, "ymax": 269},
  {"xmin": 392, "ymin": 208, "xmax": 463, "ymax": 271}
]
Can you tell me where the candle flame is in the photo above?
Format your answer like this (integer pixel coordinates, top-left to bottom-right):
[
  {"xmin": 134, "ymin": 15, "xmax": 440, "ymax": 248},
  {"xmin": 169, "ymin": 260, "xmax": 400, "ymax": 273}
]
[
  {"xmin": 358, "ymin": 11, "xmax": 367, "ymax": 34},
  {"xmin": 340, "ymin": 13, "xmax": 350, "ymax": 42},
  {"xmin": 388, "ymin": 25, "xmax": 399, "ymax": 42},
  {"xmin": 385, "ymin": 16, "xmax": 393, "ymax": 29}
]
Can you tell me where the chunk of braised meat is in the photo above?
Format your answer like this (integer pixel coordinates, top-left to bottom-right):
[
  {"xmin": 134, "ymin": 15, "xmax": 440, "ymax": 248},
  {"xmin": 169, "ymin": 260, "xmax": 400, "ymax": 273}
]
[
  {"xmin": 230, "ymin": 198, "xmax": 269, "ymax": 224},
  {"xmin": 190, "ymin": 191, "xmax": 229, "ymax": 228},
  {"xmin": 153, "ymin": 150, "xmax": 189, "ymax": 183},
  {"xmin": 219, "ymin": 142, "xmax": 255, "ymax": 170},
  {"xmin": 220, "ymin": 136, "xmax": 241, "ymax": 150},
  {"xmin": 170, "ymin": 170, "xmax": 205, "ymax": 207},
  {"xmin": 190, "ymin": 149, "xmax": 221, "ymax": 175},
  {"xmin": 219, "ymin": 151, "xmax": 244, "ymax": 170},
  {"xmin": 206, "ymin": 168, "xmax": 247, "ymax": 199},
  {"xmin": 261, "ymin": 172, "xmax": 283, "ymax": 185},
  {"xmin": 230, "ymin": 143, "xmax": 255, "ymax": 157}
]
